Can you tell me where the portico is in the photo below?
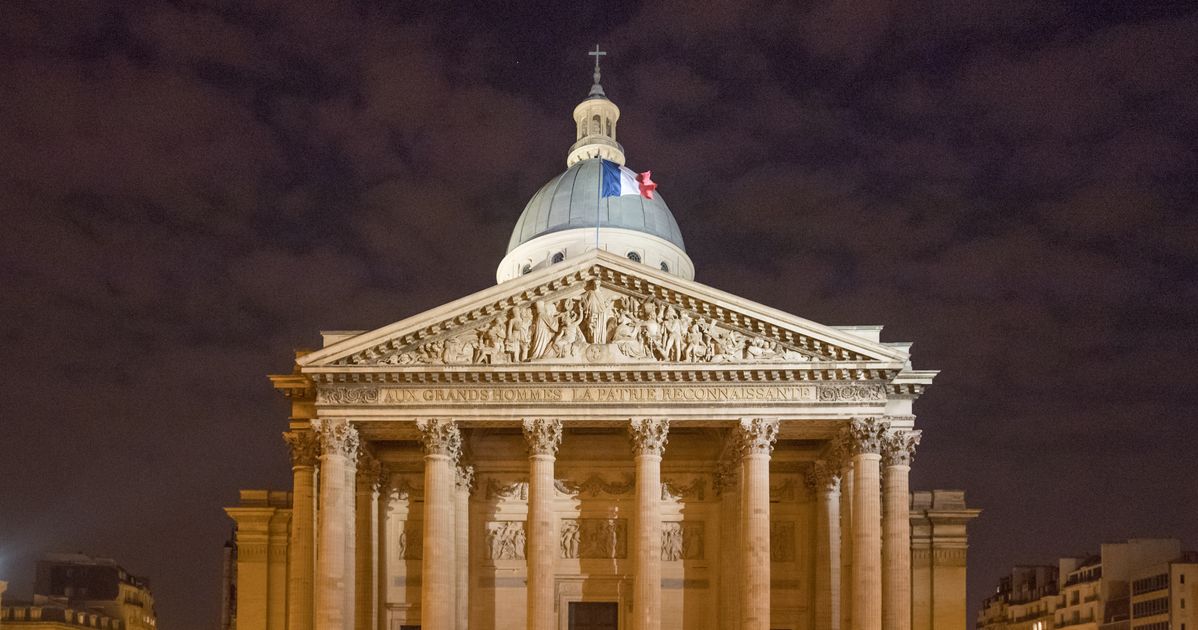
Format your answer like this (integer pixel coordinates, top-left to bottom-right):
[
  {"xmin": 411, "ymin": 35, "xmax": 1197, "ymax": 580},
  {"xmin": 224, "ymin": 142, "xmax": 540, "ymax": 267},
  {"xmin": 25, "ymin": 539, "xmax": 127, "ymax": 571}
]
[{"xmin": 226, "ymin": 51, "xmax": 978, "ymax": 630}]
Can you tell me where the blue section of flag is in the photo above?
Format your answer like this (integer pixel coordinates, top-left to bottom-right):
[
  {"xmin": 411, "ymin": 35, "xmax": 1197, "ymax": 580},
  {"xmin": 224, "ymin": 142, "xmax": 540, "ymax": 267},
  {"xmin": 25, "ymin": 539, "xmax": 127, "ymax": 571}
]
[{"xmin": 600, "ymin": 159, "xmax": 623, "ymax": 198}]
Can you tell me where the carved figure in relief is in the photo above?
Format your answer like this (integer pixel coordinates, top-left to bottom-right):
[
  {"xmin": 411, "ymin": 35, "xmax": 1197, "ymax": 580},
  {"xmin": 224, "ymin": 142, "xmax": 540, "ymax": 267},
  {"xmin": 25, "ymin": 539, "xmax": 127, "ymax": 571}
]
[
  {"xmin": 611, "ymin": 312, "xmax": 646, "ymax": 358},
  {"xmin": 662, "ymin": 309, "xmax": 685, "ymax": 361},
  {"xmin": 662, "ymin": 523, "xmax": 683, "ymax": 561},
  {"xmin": 487, "ymin": 521, "xmax": 526, "ymax": 560},
  {"xmin": 684, "ymin": 323, "xmax": 708, "ymax": 362},
  {"xmin": 530, "ymin": 300, "xmax": 558, "ymax": 360},
  {"xmin": 597, "ymin": 519, "xmax": 619, "ymax": 558},
  {"xmin": 476, "ymin": 319, "xmax": 507, "ymax": 364},
  {"xmin": 505, "ymin": 306, "xmax": 533, "ymax": 362},
  {"xmin": 551, "ymin": 305, "xmax": 584, "ymax": 358},
  {"xmin": 561, "ymin": 519, "xmax": 581, "ymax": 559},
  {"xmin": 581, "ymin": 281, "xmax": 612, "ymax": 344}
]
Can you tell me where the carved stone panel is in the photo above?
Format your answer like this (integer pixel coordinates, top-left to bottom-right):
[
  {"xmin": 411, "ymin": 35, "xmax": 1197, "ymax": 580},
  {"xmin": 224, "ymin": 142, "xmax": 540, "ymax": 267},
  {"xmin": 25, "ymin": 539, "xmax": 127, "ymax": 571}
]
[
  {"xmin": 560, "ymin": 518, "xmax": 627, "ymax": 559},
  {"xmin": 483, "ymin": 478, "xmax": 528, "ymax": 502},
  {"xmin": 771, "ymin": 521, "xmax": 796, "ymax": 562},
  {"xmin": 346, "ymin": 285, "xmax": 822, "ymax": 367},
  {"xmin": 556, "ymin": 473, "xmax": 635, "ymax": 498},
  {"xmin": 661, "ymin": 476, "xmax": 708, "ymax": 502},
  {"xmin": 485, "ymin": 521, "xmax": 527, "ymax": 561},
  {"xmin": 661, "ymin": 522, "xmax": 704, "ymax": 561}
]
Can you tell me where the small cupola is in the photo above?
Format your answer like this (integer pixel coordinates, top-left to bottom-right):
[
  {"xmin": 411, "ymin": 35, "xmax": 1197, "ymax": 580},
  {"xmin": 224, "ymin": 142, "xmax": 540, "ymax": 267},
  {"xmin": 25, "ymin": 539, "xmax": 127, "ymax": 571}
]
[{"xmin": 566, "ymin": 46, "xmax": 625, "ymax": 167}]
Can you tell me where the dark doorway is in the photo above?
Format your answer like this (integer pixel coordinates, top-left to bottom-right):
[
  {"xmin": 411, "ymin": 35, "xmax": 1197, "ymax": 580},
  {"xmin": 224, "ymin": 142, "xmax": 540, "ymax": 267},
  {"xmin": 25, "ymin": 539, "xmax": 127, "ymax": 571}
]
[{"xmin": 568, "ymin": 601, "xmax": 618, "ymax": 630}]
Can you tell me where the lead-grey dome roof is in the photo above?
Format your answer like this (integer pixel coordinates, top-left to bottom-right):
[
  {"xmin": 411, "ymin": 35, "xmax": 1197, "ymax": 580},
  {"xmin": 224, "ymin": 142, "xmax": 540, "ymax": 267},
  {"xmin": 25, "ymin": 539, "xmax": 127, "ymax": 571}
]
[{"xmin": 507, "ymin": 158, "xmax": 686, "ymax": 253}]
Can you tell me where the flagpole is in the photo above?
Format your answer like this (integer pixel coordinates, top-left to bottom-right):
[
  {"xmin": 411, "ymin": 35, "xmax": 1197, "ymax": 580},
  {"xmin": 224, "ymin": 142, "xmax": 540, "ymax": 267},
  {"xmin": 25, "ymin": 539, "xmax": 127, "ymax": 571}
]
[{"xmin": 596, "ymin": 158, "xmax": 601, "ymax": 251}]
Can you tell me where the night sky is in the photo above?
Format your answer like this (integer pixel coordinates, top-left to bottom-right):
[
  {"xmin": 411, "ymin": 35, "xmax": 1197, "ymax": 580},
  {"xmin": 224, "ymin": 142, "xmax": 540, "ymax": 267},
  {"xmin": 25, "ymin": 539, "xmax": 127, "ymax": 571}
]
[{"xmin": 2, "ymin": 2, "xmax": 1196, "ymax": 629}]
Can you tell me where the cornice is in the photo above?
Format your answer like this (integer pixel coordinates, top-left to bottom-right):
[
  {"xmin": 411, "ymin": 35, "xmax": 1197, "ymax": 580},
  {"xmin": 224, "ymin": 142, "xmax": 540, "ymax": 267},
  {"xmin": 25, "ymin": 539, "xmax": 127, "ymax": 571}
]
[{"xmin": 303, "ymin": 365, "xmax": 903, "ymax": 385}]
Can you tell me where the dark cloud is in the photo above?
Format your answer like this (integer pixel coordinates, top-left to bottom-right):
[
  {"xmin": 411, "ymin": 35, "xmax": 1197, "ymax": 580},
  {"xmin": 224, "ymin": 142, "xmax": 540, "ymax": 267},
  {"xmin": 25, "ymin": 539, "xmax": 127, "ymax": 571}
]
[{"xmin": 1, "ymin": 2, "xmax": 1196, "ymax": 628}]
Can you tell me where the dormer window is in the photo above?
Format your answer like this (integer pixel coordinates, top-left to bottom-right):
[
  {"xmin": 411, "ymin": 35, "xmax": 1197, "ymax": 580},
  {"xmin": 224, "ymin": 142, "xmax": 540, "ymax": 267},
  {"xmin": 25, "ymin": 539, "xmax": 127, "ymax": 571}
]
[
  {"xmin": 660, "ymin": 261, "xmax": 669, "ymax": 272},
  {"xmin": 627, "ymin": 251, "xmax": 641, "ymax": 263},
  {"xmin": 551, "ymin": 251, "xmax": 565, "ymax": 264},
  {"xmin": 521, "ymin": 263, "xmax": 532, "ymax": 275}
]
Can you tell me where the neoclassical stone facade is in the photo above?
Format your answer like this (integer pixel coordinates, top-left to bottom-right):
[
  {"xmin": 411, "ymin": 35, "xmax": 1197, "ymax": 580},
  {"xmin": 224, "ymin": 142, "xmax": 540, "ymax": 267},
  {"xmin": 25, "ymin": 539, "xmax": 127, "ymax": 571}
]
[{"xmin": 225, "ymin": 56, "xmax": 978, "ymax": 630}]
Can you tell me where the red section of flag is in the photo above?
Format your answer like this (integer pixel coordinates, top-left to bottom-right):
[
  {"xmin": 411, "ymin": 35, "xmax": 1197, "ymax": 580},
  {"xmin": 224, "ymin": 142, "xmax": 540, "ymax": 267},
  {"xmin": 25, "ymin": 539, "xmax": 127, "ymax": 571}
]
[{"xmin": 637, "ymin": 170, "xmax": 657, "ymax": 199}]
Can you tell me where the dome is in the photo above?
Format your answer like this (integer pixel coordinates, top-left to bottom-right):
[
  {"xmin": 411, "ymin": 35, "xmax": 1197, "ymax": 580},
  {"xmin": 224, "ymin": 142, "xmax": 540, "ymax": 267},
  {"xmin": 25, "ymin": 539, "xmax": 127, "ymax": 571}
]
[{"xmin": 507, "ymin": 158, "xmax": 686, "ymax": 254}]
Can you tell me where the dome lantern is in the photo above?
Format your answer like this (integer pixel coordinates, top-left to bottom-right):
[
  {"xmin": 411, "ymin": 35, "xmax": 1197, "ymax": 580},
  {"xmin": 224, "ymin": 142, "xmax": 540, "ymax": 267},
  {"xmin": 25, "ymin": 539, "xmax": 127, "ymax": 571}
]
[
  {"xmin": 566, "ymin": 46, "xmax": 625, "ymax": 167},
  {"xmin": 497, "ymin": 47, "xmax": 694, "ymax": 284}
]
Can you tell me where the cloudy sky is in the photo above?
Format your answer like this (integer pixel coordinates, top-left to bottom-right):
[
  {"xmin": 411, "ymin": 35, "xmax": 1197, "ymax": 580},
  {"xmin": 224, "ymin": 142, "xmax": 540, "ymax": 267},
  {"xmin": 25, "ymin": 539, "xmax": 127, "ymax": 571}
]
[{"xmin": 1, "ymin": 1, "xmax": 1195, "ymax": 628}]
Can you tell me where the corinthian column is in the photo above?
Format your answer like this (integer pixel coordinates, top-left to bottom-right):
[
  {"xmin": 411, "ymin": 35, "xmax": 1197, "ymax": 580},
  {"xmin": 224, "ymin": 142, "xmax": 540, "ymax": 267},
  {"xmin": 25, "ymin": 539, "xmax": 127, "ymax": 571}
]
[
  {"xmin": 523, "ymin": 418, "xmax": 562, "ymax": 630},
  {"xmin": 284, "ymin": 430, "xmax": 319, "ymax": 630},
  {"xmin": 456, "ymin": 465, "xmax": 474, "ymax": 630},
  {"xmin": 355, "ymin": 451, "xmax": 382, "ymax": 630},
  {"xmin": 313, "ymin": 418, "xmax": 359, "ymax": 630},
  {"xmin": 629, "ymin": 418, "xmax": 669, "ymax": 630},
  {"xmin": 845, "ymin": 417, "xmax": 889, "ymax": 630},
  {"xmin": 716, "ymin": 434, "xmax": 741, "ymax": 630},
  {"xmin": 837, "ymin": 442, "xmax": 854, "ymax": 630},
  {"xmin": 417, "ymin": 418, "xmax": 461, "ymax": 630},
  {"xmin": 882, "ymin": 430, "xmax": 919, "ymax": 630},
  {"xmin": 738, "ymin": 417, "xmax": 778, "ymax": 630},
  {"xmin": 806, "ymin": 460, "xmax": 841, "ymax": 630}
]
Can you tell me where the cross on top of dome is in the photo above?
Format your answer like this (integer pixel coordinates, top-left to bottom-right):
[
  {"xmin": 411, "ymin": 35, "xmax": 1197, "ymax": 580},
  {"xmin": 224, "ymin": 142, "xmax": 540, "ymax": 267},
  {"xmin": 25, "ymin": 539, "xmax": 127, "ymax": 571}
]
[{"xmin": 588, "ymin": 45, "xmax": 606, "ymax": 97}]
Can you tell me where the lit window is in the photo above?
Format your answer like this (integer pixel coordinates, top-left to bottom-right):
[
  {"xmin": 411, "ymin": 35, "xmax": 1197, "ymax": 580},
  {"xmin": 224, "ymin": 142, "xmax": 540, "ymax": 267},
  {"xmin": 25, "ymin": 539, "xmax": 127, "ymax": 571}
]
[
  {"xmin": 660, "ymin": 261, "xmax": 669, "ymax": 272},
  {"xmin": 551, "ymin": 252, "xmax": 565, "ymax": 264},
  {"xmin": 627, "ymin": 251, "xmax": 641, "ymax": 263}
]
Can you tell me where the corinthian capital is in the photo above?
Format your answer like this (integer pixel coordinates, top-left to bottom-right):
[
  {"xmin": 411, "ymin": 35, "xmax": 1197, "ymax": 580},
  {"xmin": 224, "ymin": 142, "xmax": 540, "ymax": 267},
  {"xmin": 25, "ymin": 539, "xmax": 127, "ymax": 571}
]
[
  {"xmin": 629, "ymin": 418, "xmax": 670, "ymax": 457},
  {"xmin": 882, "ymin": 429, "xmax": 921, "ymax": 467},
  {"xmin": 417, "ymin": 418, "xmax": 461, "ymax": 458},
  {"xmin": 522, "ymin": 418, "xmax": 562, "ymax": 457},
  {"xmin": 841, "ymin": 416, "xmax": 889, "ymax": 456},
  {"xmin": 312, "ymin": 418, "xmax": 359, "ymax": 459},
  {"xmin": 803, "ymin": 460, "xmax": 840, "ymax": 495},
  {"xmin": 283, "ymin": 430, "xmax": 320, "ymax": 468},
  {"xmin": 456, "ymin": 465, "xmax": 475, "ymax": 492},
  {"xmin": 737, "ymin": 417, "xmax": 779, "ymax": 456}
]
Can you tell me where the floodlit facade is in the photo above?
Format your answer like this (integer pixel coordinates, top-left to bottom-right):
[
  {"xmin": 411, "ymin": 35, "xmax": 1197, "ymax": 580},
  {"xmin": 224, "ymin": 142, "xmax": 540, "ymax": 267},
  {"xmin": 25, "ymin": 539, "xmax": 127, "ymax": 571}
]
[
  {"xmin": 977, "ymin": 539, "xmax": 1194, "ymax": 630},
  {"xmin": 225, "ymin": 55, "xmax": 980, "ymax": 630}
]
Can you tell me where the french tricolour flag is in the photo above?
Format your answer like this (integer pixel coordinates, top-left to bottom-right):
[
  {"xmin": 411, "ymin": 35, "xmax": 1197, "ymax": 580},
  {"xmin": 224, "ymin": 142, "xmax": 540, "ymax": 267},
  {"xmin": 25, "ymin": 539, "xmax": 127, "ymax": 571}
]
[{"xmin": 600, "ymin": 159, "xmax": 658, "ymax": 200}]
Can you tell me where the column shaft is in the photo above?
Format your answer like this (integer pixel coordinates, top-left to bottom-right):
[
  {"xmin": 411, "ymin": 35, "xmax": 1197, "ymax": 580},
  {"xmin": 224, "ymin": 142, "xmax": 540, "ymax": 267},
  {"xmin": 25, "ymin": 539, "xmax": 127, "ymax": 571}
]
[
  {"xmin": 418, "ymin": 419, "xmax": 461, "ymax": 630},
  {"xmin": 839, "ymin": 465, "xmax": 854, "ymax": 630},
  {"xmin": 629, "ymin": 418, "xmax": 668, "ymax": 630},
  {"xmin": 343, "ymin": 458, "xmax": 357, "ymax": 630},
  {"xmin": 355, "ymin": 455, "xmax": 380, "ymax": 630},
  {"xmin": 284, "ymin": 431, "xmax": 319, "ymax": 630},
  {"xmin": 808, "ymin": 462, "xmax": 841, "ymax": 630},
  {"xmin": 737, "ymin": 418, "xmax": 778, "ymax": 630},
  {"xmin": 882, "ymin": 464, "xmax": 911, "ymax": 630},
  {"xmin": 455, "ymin": 467, "xmax": 473, "ymax": 630},
  {"xmin": 852, "ymin": 453, "xmax": 882, "ymax": 630},
  {"xmin": 523, "ymin": 418, "xmax": 561, "ymax": 630},
  {"xmin": 314, "ymin": 419, "xmax": 358, "ymax": 630}
]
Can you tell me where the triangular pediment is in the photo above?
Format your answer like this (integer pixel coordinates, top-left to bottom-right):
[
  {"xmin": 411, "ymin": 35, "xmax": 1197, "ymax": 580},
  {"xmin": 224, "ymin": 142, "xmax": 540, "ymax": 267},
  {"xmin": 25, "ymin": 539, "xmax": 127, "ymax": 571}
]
[{"xmin": 298, "ymin": 251, "xmax": 909, "ymax": 373}]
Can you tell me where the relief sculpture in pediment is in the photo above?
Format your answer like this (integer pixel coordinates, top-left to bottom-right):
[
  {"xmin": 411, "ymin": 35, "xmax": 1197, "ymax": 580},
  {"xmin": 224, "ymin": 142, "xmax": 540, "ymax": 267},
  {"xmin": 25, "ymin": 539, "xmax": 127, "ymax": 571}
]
[{"xmin": 359, "ymin": 282, "xmax": 817, "ymax": 366}]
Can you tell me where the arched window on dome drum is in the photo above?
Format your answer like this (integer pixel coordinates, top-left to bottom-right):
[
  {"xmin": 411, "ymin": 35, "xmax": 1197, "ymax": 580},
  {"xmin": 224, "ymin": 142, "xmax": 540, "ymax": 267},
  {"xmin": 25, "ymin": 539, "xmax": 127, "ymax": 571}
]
[
  {"xmin": 521, "ymin": 263, "xmax": 532, "ymax": 275},
  {"xmin": 660, "ymin": 261, "xmax": 669, "ymax": 272},
  {"xmin": 627, "ymin": 251, "xmax": 641, "ymax": 263},
  {"xmin": 591, "ymin": 114, "xmax": 601, "ymax": 135},
  {"xmin": 551, "ymin": 252, "xmax": 565, "ymax": 264}
]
